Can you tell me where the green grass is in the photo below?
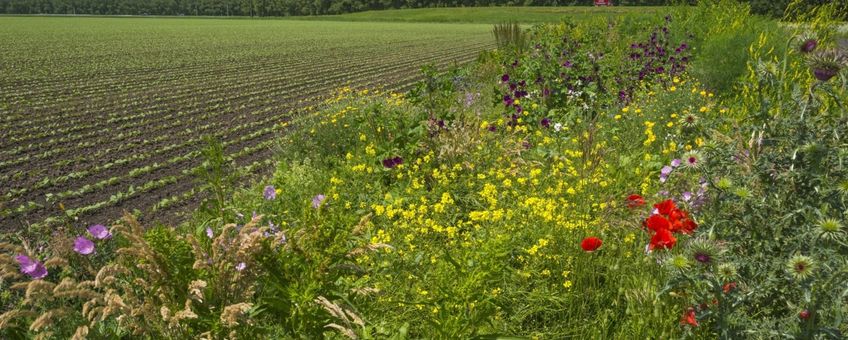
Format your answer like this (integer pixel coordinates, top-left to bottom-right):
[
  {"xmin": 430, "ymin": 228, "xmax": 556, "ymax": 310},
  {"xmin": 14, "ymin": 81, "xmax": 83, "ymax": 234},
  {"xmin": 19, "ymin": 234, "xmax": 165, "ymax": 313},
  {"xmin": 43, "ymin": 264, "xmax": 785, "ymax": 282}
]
[{"xmin": 298, "ymin": 6, "xmax": 665, "ymax": 24}]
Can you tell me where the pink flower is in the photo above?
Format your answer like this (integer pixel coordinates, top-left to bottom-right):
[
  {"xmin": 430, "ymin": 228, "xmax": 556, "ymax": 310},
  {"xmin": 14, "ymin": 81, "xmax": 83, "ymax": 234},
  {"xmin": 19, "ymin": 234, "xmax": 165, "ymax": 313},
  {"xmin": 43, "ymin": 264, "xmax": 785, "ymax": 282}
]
[
  {"xmin": 74, "ymin": 237, "xmax": 95, "ymax": 255},
  {"xmin": 15, "ymin": 254, "xmax": 47, "ymax": 279},
  {"xmin": 312, "ymin": 194, "xmax": 326, "ymax": 209},
  {"xmin": 87, "ymin": 224, "xmax": 112, "ymax": 240}
]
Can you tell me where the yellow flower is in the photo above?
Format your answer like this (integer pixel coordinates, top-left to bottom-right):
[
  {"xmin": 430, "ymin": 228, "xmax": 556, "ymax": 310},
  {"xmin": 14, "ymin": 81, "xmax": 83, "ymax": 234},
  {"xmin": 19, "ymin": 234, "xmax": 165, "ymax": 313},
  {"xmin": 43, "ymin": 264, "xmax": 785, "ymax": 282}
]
[{"xmin": 669, "ymin": 86, "xmax": 677, "ymax": 92}]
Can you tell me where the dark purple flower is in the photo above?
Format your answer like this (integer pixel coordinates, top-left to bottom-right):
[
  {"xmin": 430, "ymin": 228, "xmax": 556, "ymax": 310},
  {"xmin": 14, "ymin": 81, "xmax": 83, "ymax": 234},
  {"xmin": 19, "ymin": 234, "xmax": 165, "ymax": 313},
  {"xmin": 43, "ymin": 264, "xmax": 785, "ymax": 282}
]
[
  {"xmin": 263, "ymin": 185, "xmax": 277, "ymax": 200},
  {"xmin": 501, "ymin": 74, "xmax": 510, "ymax": 82},
  {"xmin": 563, "ymin": 60, "xmax": 573, "ymax": 68},
  {"xmin": 541, "ymin": 118, "xmax": 551, "ymax": 128},
  {"xmin": 487, "ymin": 124, "xmax": 497, "ymax": 132},
  {"xmin": 503, "ymin": 94, "xmax": 513, "ymax": 107},
  {"xmin": 87, "ymin": 224, "xmax": 112, "ymax": 240},
  {"xmin": 312, "ymin": 194, "xmax": 326, "ymax": 209},
  {"xmin": 813, "ymin": 68, "xmax": 838, "ymax": 82},
  {"xmin": 15, "ymin": 255, "xmax": 47, "ymax": 279},
  {"xmin": 515, "ymin": 105, "xmax": 523, "ymax": 114},
  {"xmin": 800, "ymin": 39, "xmax": 817, "ymax": 53},
  {"xmin": 382, "ymin": 156, "xmax": 404, "ymax": 169},
  {"xmin": 511, "ymin": 60, "xmax": 519, "ymax": 67},
  {"xmin": 73, "ymin": 236, "xmax": 95, "ymax": 255}
]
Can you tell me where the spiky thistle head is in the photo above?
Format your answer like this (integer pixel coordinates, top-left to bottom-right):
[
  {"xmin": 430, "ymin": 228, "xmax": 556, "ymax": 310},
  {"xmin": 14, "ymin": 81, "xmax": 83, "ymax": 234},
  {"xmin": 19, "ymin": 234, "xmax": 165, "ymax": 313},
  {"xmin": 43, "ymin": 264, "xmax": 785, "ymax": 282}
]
[
  {"xmin": 806, "ymin": 49, "xmax": 846, "ymax": 81},
  {"xmin": 817, "ymin": 218, "xmax": 844, "ymax": 241},
  {"xmin": 786, "ymin": 255, "xmax": 816, "ymax": 281},
  {"xmin": 716, "ymin": 263, "xmax": 738, "ymax": 282},
  {"xmin": 666, "ymin": 254, "xmax": 691, "ymax": 272},
  {"xmin": 687, "ymin": 238, "xmax": 722, "ymax": 266}
]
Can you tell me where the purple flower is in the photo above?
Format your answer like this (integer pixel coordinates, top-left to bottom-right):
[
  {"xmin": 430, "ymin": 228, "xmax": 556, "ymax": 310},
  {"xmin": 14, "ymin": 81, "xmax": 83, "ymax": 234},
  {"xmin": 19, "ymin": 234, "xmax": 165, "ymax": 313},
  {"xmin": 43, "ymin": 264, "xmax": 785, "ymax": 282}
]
[
  {"xmin": 503, "ymin": 95, "xmax": 513, "ymax": 107},
  {"xmin": 15, "ymin": 255, "xmax": 47, "ymax": 279},
  {"xmin": 681, "ymin": 191, "xmax": 693, "ymax": 202},
  {"xmin": 487, "ymin": 124, "xmax": 497, "ymax": 132},
  {"xmin": 464, "ymin": 92, "xmax": 476, "ymax": 107},
  {"xmin": 661, "ymin": 166, "xmax": 673, "ymax": 176},
  {"xmin": 540, "ymin": 118, "xmax": 551, "ymax": 128},
  {"xmin": 73, "ymin": 237, "xmax": 95, "ymax": 255},
  {"xmin": 263, "ymin": 185, "xmax": 276, "ymax": 200},
  {"xmin": 800, "ymin": 39, "xmax": 817, "ymax": 53},
  {"xmin": 671, "ymin": 159, "xmax": 681, "ymax": 167},
  {"xmin": 206, "ymin": 227, "xmax": 214, "ymax": 239},
  {"xmin": 87, "ymin": 224, "xmax": 112, "ymax": 240},
  {"xmin": 382, "ymin": 156, "xmax": 404, "ymax": 169},
  {"xmin": 501, "ymin": 74, "xmax": 510, "ymax": 82},
  {"xmin": 312, "ymin": 194, "xmax": 326, "ymax": 209},
  {"xmin": 660, "ymin": 174, "xmax": 668, "ymax": 183},
  {"xmin": 563, "ymin": 60, "xmax": 573, "ymax": 68},
  {"xmin": 235, "ymin": 262, "xmax": 246, "ymax": 271}
]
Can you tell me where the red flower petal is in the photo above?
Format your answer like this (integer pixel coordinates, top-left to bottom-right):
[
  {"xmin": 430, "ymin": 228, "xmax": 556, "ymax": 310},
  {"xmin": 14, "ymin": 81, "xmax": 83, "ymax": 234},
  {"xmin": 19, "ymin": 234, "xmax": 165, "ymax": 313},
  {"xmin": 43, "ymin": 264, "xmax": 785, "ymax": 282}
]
[
  {"xmin": 654, "ymin": 199, "xmax": 677, "ymax": 216},
  {"xmin": 645, "ymin": 214, "xmax": 671, "ymax": 233},
  {"xmin": 680, "ymin": 307, "xmax": 699, "ymax": 327},
  {"xmin": 626, "ymin": 194, "xmax": 645, "ymax": 208},
  {"xmin": 581, "ymin": 237, "xmax": 603, "ymax": 252},
  {"xmin": 649, "ymin": 228, "xmax": 676, "ymax": 250}
]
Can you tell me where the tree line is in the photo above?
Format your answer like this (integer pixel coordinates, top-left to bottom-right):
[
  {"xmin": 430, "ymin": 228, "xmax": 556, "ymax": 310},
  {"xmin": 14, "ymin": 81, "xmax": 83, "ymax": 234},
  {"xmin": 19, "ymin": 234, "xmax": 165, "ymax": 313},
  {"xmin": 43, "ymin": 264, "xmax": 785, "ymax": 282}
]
[{"xmin": 0, "ymin": 0, "xmax": 840, "ymax": 18}]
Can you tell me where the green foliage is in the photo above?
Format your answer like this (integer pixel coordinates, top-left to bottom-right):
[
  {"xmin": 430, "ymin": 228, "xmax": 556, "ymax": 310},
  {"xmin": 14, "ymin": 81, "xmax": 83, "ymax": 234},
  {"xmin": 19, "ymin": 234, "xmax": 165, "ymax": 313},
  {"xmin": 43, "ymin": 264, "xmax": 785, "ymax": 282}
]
[
  {"xmin": 143, "ymin": 226, "xmax": 196, "ymax": 301},
  {"xmin": 658, "ymin": 6, "xmax": 848, "ymax": 338},
  {"xmin": 5, "ymin": 2, "xmax": 848, "ymax": 339},
  {"xmin": 194, "ymin": 136, "xmax": 240, "ymax": 224},
  {"xmin": 493, "ymin": 22, "xmax": 527, "ymax": 53}
]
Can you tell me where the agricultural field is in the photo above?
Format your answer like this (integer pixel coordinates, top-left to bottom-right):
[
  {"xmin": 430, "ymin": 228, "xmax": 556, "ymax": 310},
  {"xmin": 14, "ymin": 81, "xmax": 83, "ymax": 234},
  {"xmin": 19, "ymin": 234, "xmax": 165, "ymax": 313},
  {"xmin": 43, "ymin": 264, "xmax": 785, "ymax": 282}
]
[
  {"xmin": 300, "ymin": 6, "xmax": 664, "ymax": 24},
  {"xmin": 0, "ymin": 17, "xmax": 494, "ymax": 232}
]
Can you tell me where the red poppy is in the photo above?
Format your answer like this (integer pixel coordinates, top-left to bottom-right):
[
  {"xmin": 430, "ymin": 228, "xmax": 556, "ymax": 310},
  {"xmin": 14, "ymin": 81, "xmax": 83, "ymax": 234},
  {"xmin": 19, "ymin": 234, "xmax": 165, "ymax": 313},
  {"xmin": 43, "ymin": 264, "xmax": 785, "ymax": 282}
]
[
  {"xmin": 626, "ymin": 194, "xmax": 645, "ymax": 208},
  {"xmin": 649, "ymin": 228, "xmax": 676, "ymax": 250},
  {"xmin": 799, "ymin": 309, "xmax": 811, "ymax": 320},
  {"xmin": 581, "ymin": 237, "xmax": 603, "ymax": 252},
  {"xmin": 722, "ymin": 282, "xmax": 737, "ymax": 294},
  {"xmin": 645, "ymin": 214, "xmax": 672, "ymax": 233},
  {"xmin": 680, "ymin": 307, "xmax": 698, "ymax": 327},
  {"xmin": 667, "ymin": 209, "xmax": 698, "ymax": 234},
  {"xmin": 654, "ymin": 199, "xmax": 677, "ymax": 216}
]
